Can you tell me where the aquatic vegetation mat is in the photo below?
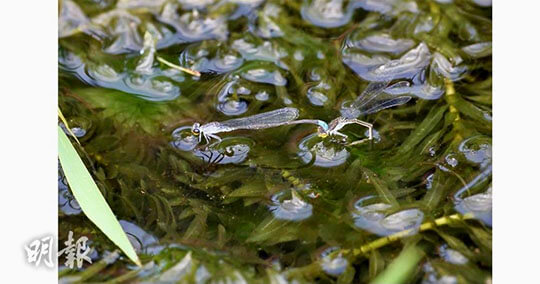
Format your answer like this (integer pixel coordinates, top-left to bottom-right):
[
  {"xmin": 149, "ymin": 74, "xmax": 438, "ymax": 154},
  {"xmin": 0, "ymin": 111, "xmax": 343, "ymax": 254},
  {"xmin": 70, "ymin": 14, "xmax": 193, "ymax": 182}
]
[{"xmin": 58, "ymin": 0, "xmax": 492, "ymax": 282}]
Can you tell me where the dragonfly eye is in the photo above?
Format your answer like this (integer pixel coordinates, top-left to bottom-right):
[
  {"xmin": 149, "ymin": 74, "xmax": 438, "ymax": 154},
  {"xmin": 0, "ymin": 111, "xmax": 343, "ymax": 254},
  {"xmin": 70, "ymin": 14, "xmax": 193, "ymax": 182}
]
[{"xmin": 191, "ymin": 123, "xmax": 201, "ymax": 136}]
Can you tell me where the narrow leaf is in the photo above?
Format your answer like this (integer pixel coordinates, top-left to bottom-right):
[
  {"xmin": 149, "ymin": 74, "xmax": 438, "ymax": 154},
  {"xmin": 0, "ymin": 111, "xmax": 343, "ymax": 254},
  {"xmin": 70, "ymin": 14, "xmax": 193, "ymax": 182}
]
[
  {"xmin": 364, "ymin": 169, "xmax": 399, "ymax": 207},
  {"xmin": 398, "ymin": 105, "xmax": 448, "ymax": 154},
  {"xmin": 58, "ymin": 126, "xmax": 141, "ymax": 266}
]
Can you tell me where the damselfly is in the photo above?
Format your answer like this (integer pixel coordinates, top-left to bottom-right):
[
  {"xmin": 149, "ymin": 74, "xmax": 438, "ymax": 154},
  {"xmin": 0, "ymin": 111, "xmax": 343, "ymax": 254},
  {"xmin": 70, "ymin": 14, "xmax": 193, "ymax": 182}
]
[
  {"xmin": 191, "ymin": 107, "xmax": 300, "ymax": 144},
  {"xmin": 301, "ymin": 80, "xmax": 412, "ymax": 145}
]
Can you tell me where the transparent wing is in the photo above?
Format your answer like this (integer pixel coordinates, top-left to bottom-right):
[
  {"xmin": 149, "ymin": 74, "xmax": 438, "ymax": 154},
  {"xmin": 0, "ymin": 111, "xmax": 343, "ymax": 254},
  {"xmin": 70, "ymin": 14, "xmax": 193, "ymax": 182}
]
[
  {"xmin": 351, "ymin": 80, "xmax": 412, "ymax": 115},
  {"xmin": 361, "ymin": 96, "xmax": 412, "ymax": 115},
  {"xmin": 350, "ymin": 80, "xmax": 393, "ymax": 111},
  {"xmin": 218, "ymin": 107, "xmax": 300, "ymax": 130}
]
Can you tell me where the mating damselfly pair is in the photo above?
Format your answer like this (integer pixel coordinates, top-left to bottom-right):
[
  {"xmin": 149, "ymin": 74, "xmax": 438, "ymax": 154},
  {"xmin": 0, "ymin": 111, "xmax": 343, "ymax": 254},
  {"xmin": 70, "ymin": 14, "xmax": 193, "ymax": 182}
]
[{"xmin": 182, "ymin": 79, "xmax": 411, "ymax": 147}]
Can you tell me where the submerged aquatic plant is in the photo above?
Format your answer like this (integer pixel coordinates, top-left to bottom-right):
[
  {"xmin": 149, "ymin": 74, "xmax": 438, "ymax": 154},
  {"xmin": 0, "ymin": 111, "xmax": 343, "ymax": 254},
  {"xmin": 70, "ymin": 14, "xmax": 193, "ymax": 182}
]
[{"xmin": 59, "ymin": 0, "xmax": 491, "ymax": 282}]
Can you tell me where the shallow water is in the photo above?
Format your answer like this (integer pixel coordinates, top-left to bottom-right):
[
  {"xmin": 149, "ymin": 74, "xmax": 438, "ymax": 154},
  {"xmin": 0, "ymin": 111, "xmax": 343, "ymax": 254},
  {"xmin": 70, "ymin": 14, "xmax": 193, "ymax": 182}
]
[{"xmin": 59, "ymin": 0, "xmax": 492, "ymax": 282}]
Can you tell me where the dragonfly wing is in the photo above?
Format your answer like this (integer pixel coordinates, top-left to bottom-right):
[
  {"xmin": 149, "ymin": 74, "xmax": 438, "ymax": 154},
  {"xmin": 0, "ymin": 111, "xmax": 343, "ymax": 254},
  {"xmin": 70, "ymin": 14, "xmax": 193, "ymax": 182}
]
[
  {"xmin": 351, "ymin": 80, "xmax": 393, "ymax": 111},
  {"xmin": 361, "ymin": 96, "xmax": 412, "ymax": 115},
  {"xmin": 218, "ymin": 107, "xmax": 300, "ymax": 130}
]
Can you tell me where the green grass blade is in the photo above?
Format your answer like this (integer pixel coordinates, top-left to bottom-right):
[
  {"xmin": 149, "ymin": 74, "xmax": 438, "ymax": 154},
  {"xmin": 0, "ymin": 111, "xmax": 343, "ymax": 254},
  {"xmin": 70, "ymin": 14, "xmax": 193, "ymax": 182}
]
[
  {"xmin": 397, "ymin": 105, "xmax": 448, "ymax": 155},
  {"xmin": 58, "ymin": 126, "xmax": 141, "ymax": 266},
  {"xmin": 370, "ymin": 245, "xmax": 424, "ymax": 284}
]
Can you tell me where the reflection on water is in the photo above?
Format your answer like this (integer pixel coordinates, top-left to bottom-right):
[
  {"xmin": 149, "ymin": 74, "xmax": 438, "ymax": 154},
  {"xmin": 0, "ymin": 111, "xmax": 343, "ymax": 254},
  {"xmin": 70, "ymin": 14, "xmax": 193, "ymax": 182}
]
[
  {"xmin": 351, "ymin": 196, "xmax": 392, "ymax": 235},
  {"xmin": 307, "ymin": 82, "xmax": 331, "ymax": 107},
  {"xmin": 241, "ymin": 68, "xmax": 287, "ymax": 86},
  {"xmin": 380, "ymin": 208, "xmax": 424, "ymax": 234},
  {"xmin": 350, "ymin": 33, "xmax": 415, "ymax": 55},
  {"xmin": 216, "ymin": 78, "xmax": 251, "ymax": 116},
  {"xmin": 59, "ymin": 0, "xmax": 492, "ymax": 280},
  {"xmin": 120, "ymin": 220, "xmax": 160, "ymax": 255},
  {"xmin": 194, "ymin": 142, "xmax": 251, "ymax": 165},
  {"xmin": 171, "ymin": 126, "xmax": 199, "ymax": 151},
  {"xmin": 171, "ymin": 128, "xmax": 252, "ymax": 165},
  {"xmin": 452, "ymin": 135, "xmax": 492, "ymax": 226},
  {"xmin": 458, "ymin": 135, "xmax": 492, "ymax": 168},
  {"xmin": 60, "ymin": 123, "xmax": 87, "ymax": 138},
  {"xmin": 320, "ymin": 247, "xmax": 349, "ymax": 276},
  {"xmin": 352, "ymin": 196, "xmax": 424, "ymax": 236},
  {"xmin": 59, "ymin": 51, "xmax": 183, "ymax": 102},
  {"xmin": 439, "ymin": 244, "xmax": 468, "ymax": 265},
  {"xmin": 232, "ymin": 38, "xmax": 288, "ymax": 69},
  {"xmin": 269, "ymin": 190, "xmax": 313, "ymax": 221},
  {"xmin": 422, "ymin": 262, "xmax": 458, "ymax": 284},
  {"xmin": 58, "ymin": 168, "xmax": 82, "ymax": 216},
  {"xmin": 297, "ymin": 134, "xmax": 350, "ymax": 168},
  {"xmin": 302, "ymin": 0, "xmax": 352, "ymax": 28},
  {"xmin": 455, "ymin": 186, "xmax": 492, "ymax": 226}
]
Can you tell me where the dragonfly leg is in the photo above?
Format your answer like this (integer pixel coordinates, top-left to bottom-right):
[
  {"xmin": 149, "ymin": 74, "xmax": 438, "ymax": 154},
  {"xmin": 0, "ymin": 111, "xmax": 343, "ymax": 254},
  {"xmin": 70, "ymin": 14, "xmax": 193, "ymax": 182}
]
[
  {"xmin": 333, "ymin": 131, "xmax": 348, "ymax": 139},
  {"xmin": 206, "ymin": 133, "xmax": 222, "ymax": 143},
  {"xmin": 346, "ymin": 138, "xmax": 370, "ymax": 146},
  {"xmin": 331, "ymin": 131, "xmax": 349, "ymax": 143},
  {"xmin": 348, "ymin": 119, "xmax": 373, "ymax": 140}
]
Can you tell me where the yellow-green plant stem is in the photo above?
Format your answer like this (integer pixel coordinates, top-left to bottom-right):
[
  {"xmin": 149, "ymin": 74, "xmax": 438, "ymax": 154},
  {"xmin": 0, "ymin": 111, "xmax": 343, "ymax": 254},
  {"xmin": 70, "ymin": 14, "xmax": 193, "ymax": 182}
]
[
  {"xmin": 156, "ymin": 56, "xmax": 201, "ymax": 77},
  {"xmin": 341, "ymin": 213, "xmax": 474, "ymax": 258},
  {"xmin": 281, "ymin": 170, "xmax": 306, "ymax": 190},
  {"xmin": 444, "ymin": 78, "xmax": 465, "ymax": 141},
  {"xmin": 58, "ymin": 107, "xmax": 81, "ymax": 145}
]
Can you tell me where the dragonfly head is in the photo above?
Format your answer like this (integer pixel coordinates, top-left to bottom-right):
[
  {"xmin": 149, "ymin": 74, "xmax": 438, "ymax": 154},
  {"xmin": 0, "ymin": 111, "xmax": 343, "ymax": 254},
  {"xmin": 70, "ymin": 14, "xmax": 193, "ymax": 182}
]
[
  {"xmin": 316, "ymin": 121, "xmax": 329, "ymax": 138},
  {"xmin": 191, "ymin": 122, "xmax": 201, "ymax": 136}
]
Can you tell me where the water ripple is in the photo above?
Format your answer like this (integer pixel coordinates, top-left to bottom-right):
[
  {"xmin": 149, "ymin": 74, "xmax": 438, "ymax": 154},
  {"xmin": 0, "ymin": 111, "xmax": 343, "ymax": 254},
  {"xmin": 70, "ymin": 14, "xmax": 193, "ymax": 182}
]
[
  {"xmin": 301, "ymin": 0, "xmax": 353, "ymax": 28},
  {"xmin": 297, "ymin": 134, "xmax": 350, "ymax": 168},
  {"xmin": 455, "ymin": 186, "xmax": 492, "ymax": 226},
  {"xmin": 232, "ymin": 38, "xmax": 289, "ymax": 69},
  {"xmin": 307, "ymin": 82, "xmax": 331, "ymax": 106},
  {"xmin": 92, "ymin": 10, "xmax": 143, "ymax": 54},
  {"xmin": 158, "ymin": 4, "xmax": 228, "ymax": 45},
  {"xmin": 367, "ymin": 42, "xmax": 432, "ymax": 81},
  {"xmin": 431, "ymin": 52, "xmax": 466, "ymax": 81},
  {"xmin": 462, "ymin": 42, "xmax": 492, "ymax": 58},
  {"xmin": 194, "ymin": 138, "xmax": 252, "ymax": 165},
  {"xmin": 269, "ymin": 190, "xmax": 313, "ymax": 221},
  {"xmin": 439, "ymin": 244, "xmax": 468, "ymax": 265},
  {"xmin": 350, "ymin": 33, "xmax": 416, "ymax": 55},
  {"xmin": 352, "ymin": 196, "xmax": 424, "ymax": 236},
  {"xmin": 320, "ymin": 247, "xmax": 349, "ymax": 276},
  {"xmin": 241, "ymin": 68, "xmax": 287, "ymax": 86}
]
